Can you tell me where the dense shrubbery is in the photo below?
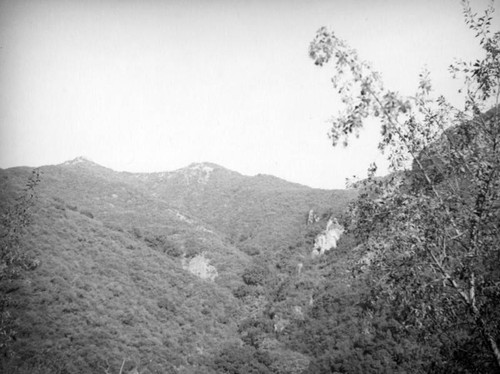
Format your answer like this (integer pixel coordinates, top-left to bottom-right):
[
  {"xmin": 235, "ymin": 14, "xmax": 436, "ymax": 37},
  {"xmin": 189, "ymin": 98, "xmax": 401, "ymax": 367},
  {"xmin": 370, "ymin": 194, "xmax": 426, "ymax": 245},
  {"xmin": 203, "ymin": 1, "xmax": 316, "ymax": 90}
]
[
  {"xmin": 233, "ymin": 284, "xmax": 262, "ymax": 299},
  {"xmin": 238, "ymin": 243, "xmax": 262, "ymax": 256},
  {"xmin": 0, "ymin": 170, "xmax": 40, "ymax": 365},
  {"xmin": 238, "ymin": 317, "xmax": 274, "ymax": 348},
  {"xmin": 79, "ymin": 209, "xmax": 94, "ymax": 219},
  {"xmin": 284, "ymin": 283, "xmax": 436, "ymax": 373},
  {"xmin": 143, "ymin": 233, "xmax": 182, "ymax": 257},
  {"xmin": 242, "ymin": 263, "xmax": 272, "ymax": 286},
  {"xmin": 212, "ymin": 344, "xmax": 272, "ymax": 374},
  {"xmin": 309, "ymin": 0, "xmax": 500, "ymax": 370}
]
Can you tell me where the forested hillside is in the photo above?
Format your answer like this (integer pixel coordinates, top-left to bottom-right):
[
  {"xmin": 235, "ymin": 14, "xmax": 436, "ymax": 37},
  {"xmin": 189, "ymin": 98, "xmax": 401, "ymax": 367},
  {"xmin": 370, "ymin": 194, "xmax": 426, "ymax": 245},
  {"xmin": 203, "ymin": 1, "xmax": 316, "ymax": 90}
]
[
  {"xmin": 0, "ymin": 159, "xmax": 356, "ymax": 373},
  {"xmin": 1, "ymin": 1, "xmax": 499, "ymax": 373}
]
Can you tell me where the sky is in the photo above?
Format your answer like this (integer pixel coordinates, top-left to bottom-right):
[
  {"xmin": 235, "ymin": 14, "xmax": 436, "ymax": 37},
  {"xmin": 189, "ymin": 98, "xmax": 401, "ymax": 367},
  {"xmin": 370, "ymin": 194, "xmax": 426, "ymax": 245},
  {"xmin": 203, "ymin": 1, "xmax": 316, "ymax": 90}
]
[{"xmin": 0, "ymin": 0, "xmax": 497, "ymax": 189}]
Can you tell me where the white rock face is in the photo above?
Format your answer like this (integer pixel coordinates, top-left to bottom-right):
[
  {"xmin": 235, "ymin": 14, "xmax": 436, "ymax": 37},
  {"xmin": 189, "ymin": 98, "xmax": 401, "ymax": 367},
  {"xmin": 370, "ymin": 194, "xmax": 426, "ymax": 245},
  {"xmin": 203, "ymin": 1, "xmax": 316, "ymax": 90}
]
[
  {"xmin": 306, "ymin": 209, "xmax": 320, "ymax": 224},
  {"xmin": 311, "ymin": 218, "xmax": 344, "ymax": 258},
  {"xmin": 273, "ymin": 314, "xmax": 289, "ymax": 333},
  {"xmin": 62, "ymin": 156, "xmax": 92, "ymax": 165},
  {"xmin": 297, "ymin": 262, "xmax": 303, "ymax": 275},
  {"xmin": 182, "ymin": 163, "xmax": 214, "ymax": 185},
  {"xmin": 293, "ymin": 306, "xmax": 304, "ymax": 319},
  {"xmin": 182, "ymin": 253, "xmax": 218, "ymax": 281}
]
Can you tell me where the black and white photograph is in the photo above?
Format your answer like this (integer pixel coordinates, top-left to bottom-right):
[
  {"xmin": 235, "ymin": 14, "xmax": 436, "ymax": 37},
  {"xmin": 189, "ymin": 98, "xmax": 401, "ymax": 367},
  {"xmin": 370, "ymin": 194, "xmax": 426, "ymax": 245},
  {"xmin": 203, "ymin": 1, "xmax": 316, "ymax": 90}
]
[{"xmin": 0, "ymin": 0, "xmax": 499, "ymax": 372}]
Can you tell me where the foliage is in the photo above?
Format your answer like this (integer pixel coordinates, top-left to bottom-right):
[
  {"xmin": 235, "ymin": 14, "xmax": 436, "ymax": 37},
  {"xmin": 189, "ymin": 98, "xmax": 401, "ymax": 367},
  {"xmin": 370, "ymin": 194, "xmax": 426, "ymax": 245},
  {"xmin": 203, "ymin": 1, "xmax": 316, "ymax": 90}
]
[
  {"xmin": 238, "ymin": 316, "xmax": 274, "ymax": 348},
  {"xmin": 133, "ymin": 162, "xmax": 355, "ymax": 258},
  {"xmin": 0, "ymin": 169, "xmax": 40, "ymax": 362},
  {"xmin": 143, "ymin": 233, "xmax": 182, "ymax": 257},
  {"xmin": 0, "ymin": 168, "xmax": 247, "ymax": 373},
  {"xmin": 0, "ymin": 157, "xmax": 354, "ymax": 373},
  {"xmin": 0, "ymin": 170, "xmax": 41, "ymax": 279},
  {"xmin": 212, "ymin": 344, "xmax": 272, "ymax": 374},
  {"xmin": 79, "ymin": 209, "xmax": 94, "ymax": 219},
  {"xmin": 242, "ymin": 262, "xmax": 272, "ymax": 286},
  {"xmin": 310, "ymin": 0, "xmax": 500, "ymax": 370},
  {"xmin": 289, "ymin": 293, "xmax": 431, "ymax": 373},
  {"xmin": 233, "ymin": 284, "xmax": 263, "ymax": 299}
]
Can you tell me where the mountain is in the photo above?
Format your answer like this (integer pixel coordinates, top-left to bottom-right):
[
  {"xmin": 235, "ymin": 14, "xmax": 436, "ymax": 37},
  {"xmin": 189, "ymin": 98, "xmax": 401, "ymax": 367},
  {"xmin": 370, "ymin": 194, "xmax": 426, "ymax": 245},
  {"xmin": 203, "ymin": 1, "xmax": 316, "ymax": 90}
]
[
  {"xmin": 0, "ymin": 158, "xmax": 357, "ymax": 373},
  {"xmin": 124, "ymin": 162, "xmax": 354, "ymax": 255}
]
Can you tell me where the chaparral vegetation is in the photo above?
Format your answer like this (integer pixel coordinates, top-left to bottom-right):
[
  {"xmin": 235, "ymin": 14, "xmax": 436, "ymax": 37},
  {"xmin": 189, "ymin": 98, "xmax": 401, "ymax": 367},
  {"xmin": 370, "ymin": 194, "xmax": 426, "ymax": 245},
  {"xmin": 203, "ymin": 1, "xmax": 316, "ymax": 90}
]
[{"xmin": 0, "ymin": 1, "xmax": 498, "ymax": 373}]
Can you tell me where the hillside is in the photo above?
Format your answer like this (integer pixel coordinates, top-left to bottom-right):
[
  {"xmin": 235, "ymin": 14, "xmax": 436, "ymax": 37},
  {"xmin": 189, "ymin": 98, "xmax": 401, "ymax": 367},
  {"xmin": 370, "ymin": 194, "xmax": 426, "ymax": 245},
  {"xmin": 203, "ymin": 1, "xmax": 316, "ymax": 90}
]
[
  {"xmin": 124, "ymin": 162, "xmax": 354, "ymax": 256},
  {"xmin": 0, "ymin": 159, "xmax": 357, "ymax": 373}
]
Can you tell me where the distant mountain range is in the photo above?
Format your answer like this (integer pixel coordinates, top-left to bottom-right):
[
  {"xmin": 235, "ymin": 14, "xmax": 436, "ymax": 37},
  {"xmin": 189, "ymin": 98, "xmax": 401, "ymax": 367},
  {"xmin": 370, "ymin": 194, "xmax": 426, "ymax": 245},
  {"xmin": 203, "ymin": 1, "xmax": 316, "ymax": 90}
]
[{"xmin": 0, "ymin": 158, "xmax": 357, "ymax": 373}]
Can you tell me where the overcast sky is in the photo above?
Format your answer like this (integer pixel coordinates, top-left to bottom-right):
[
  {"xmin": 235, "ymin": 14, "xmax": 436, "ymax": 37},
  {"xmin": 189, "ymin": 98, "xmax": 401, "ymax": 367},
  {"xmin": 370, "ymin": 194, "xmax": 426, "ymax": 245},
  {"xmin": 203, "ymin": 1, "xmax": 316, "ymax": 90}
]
[{"xmin": 0, "ymin": 0, "xmax": 496, "ymax": 188}]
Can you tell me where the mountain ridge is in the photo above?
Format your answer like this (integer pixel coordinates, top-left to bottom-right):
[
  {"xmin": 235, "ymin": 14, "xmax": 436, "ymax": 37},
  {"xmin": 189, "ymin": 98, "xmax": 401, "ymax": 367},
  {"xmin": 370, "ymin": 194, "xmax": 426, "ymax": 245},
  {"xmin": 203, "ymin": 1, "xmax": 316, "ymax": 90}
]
[
  {"xmin": 52, "ymin": 157, "xmax": 332, "ymax": 190},
  {"xmin": 0, "ymin": 157, "xmax": 358, "ymax": 373}
]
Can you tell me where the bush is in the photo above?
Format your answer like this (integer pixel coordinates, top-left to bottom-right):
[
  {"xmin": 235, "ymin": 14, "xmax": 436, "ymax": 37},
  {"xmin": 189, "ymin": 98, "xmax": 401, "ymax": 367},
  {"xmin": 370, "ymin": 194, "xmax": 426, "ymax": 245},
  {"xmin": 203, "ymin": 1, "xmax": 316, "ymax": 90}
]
[
  {"xmin": 233, "ymin": 284, "xmax": 259, "ymax": 299},
  {"xmin": 51, "ymin": 197, "xmax": 66, "ymax": 211},
  {"xmin": 242, "ymin": 264, "xmax": 270, "ymax": 286},
  {"xmin": 184, "ymin": 238, "xmax": 202, "ymax": 258},
  {"xmin": 143, "ymin": 234, "xmax": 182, "ymax": 257},
  {"xmin": 79, "ymin": 209, "xmax": 94, "ymax": 219},
  {"xmin": 238, "ymin": 317, "xmax": 274, "ymax": 348},
  {"xmin": 157, "ymin": 297, "xmax": 177, "ymax": 313},
  {"xmin": 132, "ymin": 227, "xmax": 142, "ymax": 238},
  {"xmin": 239, "ymin": 243, "xmax": 261, "ymax": 256},
  {"xmin": 65, "ymin": 203, "xmax": 77, "ymax": 211},
  {"xmin": 212, "ymin": 344, "xmax": 272, "ymax": 374},
  {"xmin": 163, "ymin": 241, "xmax": 183, "ymax": 257}
]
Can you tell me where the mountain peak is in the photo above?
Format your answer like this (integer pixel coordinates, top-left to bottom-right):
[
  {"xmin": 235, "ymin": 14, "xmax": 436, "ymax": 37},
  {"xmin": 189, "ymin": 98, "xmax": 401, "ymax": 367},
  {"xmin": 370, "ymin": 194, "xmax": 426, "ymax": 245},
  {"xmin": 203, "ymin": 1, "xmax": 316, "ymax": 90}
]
[
  {"xmin": 62, "ymin": 156, "xmax": 96, "ymax": 166},
  {"xmin": 174, "ymin": 162, "xmax": 226, "ymax": 185},
  {"xmin": 186, "ymin": 162, "xmax": 225, "ymax": 170},
  {"xmin": 60, "ymin": 157, "xmax": 113, "ymax": 174}
]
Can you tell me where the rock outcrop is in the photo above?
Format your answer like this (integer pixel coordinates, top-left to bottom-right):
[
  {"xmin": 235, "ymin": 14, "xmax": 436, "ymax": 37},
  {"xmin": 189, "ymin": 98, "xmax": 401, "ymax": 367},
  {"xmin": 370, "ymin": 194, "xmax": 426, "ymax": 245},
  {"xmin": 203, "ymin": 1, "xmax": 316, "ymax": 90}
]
[
  {"xmin": 311, "ymin": 217, "xmax": 344, "ymax": 257},
  {"xmin": 306, "ymin": 209, "xmax": 320, "ymax": 225},
  {"xmin": 182, "ymin": 253, "xmax": 218, "ymax": 281},
  {"xmin": 183, "ymin": 163, "xmax": 215, "ymax": 185}
]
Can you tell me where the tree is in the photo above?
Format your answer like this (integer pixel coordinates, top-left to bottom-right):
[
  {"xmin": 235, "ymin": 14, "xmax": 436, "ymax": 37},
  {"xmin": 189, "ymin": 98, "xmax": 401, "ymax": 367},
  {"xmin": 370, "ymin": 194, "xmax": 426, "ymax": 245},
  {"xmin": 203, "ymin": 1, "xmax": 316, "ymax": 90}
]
[{"xmin": 309, "ymin": 1, "xmax": 500, "ymax": 371}]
